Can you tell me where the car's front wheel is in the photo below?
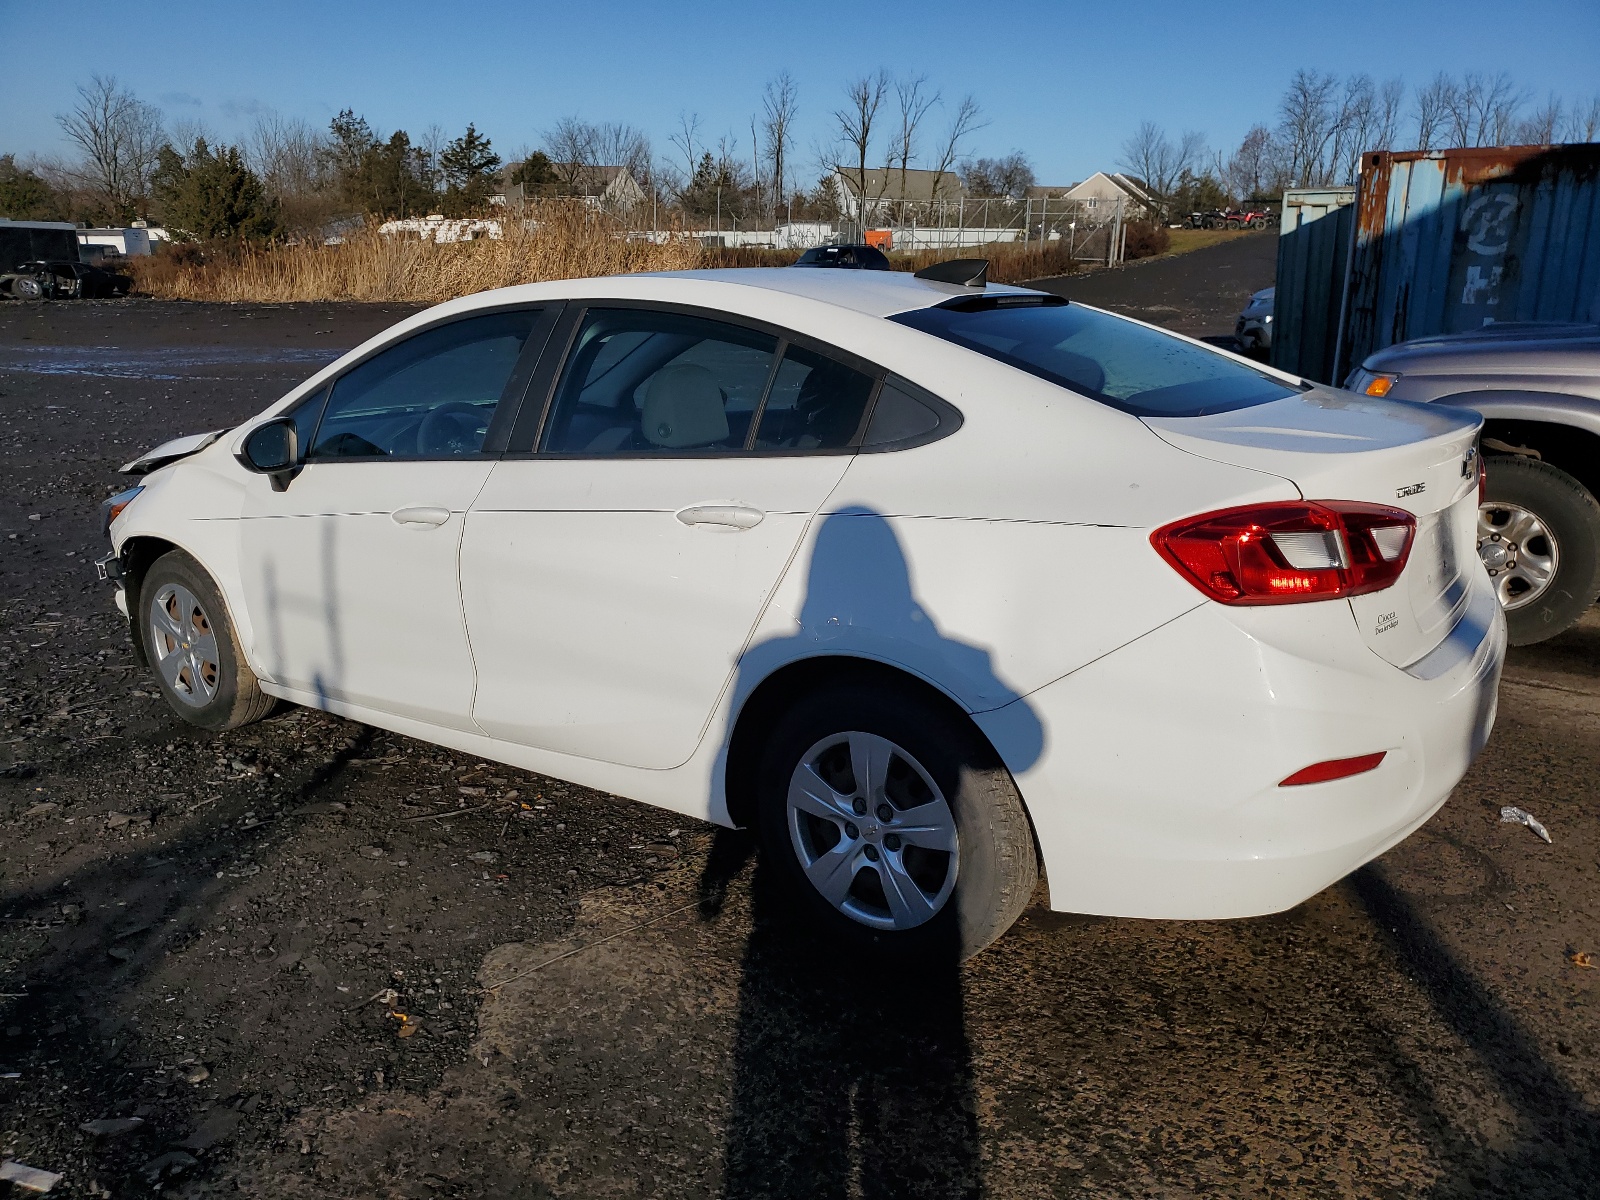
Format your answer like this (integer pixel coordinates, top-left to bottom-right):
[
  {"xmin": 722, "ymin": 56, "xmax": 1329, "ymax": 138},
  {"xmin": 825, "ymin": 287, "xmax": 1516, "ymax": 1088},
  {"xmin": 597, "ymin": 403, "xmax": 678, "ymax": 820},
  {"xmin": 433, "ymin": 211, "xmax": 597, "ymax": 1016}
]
[
  {"xmin": 1479, "ymin": 455, "xmax": 1600, "ymax": 645},
  {"xmin": 755, "ymin": 678, "xmax": 1038, "ymax": 960},
  {"xmin": 142, "ymin": 550, "xmax": 276, "ymax": 730}
]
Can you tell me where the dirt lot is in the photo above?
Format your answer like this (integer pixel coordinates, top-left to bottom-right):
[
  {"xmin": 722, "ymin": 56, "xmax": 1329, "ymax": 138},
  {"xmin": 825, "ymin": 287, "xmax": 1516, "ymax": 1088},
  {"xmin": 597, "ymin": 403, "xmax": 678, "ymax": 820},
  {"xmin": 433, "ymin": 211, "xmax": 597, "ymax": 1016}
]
[{"xmin": 1, "ymin": 298, "xmax": 1598, "ymax": 1199}]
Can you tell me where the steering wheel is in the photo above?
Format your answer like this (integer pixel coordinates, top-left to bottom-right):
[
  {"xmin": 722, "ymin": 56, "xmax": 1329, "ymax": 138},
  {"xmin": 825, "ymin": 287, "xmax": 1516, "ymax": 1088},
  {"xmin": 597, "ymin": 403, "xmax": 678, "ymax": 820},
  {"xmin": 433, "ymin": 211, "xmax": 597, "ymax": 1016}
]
[{"xmin": 416, "ymin": 401, "xmax": 487, "ymax": 455}]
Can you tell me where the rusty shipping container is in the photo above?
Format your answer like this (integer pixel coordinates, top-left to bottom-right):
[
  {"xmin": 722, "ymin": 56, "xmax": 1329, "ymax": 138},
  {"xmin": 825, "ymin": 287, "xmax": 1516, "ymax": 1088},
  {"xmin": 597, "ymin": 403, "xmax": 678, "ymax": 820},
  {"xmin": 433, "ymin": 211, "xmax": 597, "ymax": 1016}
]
[{"xmin": 1334, "ymin": 144, "xmax": 1600, "ymax": 382}]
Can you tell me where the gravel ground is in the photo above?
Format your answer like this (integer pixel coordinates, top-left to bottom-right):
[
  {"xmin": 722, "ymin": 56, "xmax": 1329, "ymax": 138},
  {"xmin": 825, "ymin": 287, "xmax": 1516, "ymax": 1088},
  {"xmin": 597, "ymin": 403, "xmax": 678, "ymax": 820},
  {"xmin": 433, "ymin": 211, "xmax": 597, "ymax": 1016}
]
[{"xmin": 0, "ymin": 298, "xmax": 1597, "ymax": 1199}]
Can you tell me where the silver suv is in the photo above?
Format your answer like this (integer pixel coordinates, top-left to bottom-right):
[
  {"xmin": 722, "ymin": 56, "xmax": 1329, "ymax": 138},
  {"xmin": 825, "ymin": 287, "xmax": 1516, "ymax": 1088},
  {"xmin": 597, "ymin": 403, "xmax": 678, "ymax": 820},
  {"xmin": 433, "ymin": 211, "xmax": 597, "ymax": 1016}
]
[{"xmin": 1347, "ymin": 323, "xmax": 1600, "ymax": 645}]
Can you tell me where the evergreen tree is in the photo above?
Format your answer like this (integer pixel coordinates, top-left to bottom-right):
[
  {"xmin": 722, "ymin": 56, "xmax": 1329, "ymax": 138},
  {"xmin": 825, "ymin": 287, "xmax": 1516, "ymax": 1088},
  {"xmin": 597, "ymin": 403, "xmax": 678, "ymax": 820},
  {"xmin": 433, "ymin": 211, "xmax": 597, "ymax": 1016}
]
[
  {"xmin": 0, "ymin": 156, "xmax": 66, "ymax": 220},
  {"xmin": 509, "ymin": 151, "xmax": 557, "ymax": 196},
  {"xmin": 151, "ymin": 139, "xmax": 280, "ymax": 241},
  {"xmin": 438, "ymin": 124, "xmax": 501, "ymax": 214}
]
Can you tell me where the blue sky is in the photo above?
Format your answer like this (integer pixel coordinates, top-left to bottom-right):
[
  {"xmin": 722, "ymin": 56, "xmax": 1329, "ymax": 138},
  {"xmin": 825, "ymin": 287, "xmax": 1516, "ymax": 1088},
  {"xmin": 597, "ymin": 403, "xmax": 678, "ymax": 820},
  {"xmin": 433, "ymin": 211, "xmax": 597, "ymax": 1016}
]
[{"xmin": 3, "ymin": 0, "xmax": 1596, "ymax": 185}]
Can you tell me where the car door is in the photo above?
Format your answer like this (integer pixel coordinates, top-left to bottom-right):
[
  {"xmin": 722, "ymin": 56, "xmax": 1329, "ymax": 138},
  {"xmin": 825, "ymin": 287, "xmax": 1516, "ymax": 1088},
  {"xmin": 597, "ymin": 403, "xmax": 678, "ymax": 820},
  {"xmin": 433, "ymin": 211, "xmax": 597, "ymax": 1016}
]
[
  {"xmin": 237, "ymin": 306, "xmax": 550, "ymax": 730},
  {"xmin": 460, "ymin": 304, "xmax": 882, "ymax": 769}
]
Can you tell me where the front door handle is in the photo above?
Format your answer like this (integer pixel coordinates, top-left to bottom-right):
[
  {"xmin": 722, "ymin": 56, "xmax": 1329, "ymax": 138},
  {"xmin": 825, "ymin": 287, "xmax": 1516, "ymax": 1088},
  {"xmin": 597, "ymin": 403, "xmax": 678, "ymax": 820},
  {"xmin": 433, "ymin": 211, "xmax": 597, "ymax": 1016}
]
[
  {"xmin": 675, "ymin": 504, "xmax": 765, "ymax": 530},
  {"xmin": 391, "ymin": 505, "xmax": 452, "ymax": 527}
]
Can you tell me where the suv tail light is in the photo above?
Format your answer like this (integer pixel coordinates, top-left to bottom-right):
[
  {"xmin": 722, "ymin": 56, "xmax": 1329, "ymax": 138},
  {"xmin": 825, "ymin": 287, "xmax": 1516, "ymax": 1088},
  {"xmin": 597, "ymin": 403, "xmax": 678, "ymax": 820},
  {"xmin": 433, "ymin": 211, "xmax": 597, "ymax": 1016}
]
[{"xmin": 1152, "ymin": 501, "xmax": 1416, "ymax": 605}]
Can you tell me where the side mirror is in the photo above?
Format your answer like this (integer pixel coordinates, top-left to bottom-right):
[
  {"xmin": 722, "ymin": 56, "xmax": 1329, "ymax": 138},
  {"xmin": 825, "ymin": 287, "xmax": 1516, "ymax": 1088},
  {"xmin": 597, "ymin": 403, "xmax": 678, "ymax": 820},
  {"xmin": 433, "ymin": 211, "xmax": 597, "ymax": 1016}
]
[{"xmin": 240, "ymin": 419, "xmax": 300, "ymax": 491}]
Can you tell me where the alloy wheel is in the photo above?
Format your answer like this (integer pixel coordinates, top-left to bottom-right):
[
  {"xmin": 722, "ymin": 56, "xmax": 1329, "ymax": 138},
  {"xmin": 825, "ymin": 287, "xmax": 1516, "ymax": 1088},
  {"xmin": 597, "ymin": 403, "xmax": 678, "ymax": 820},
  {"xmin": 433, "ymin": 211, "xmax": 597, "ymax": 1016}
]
[
  {"xmin": 786, "ymin": 731, "xmax": 959, "ymax": 931},
  {"xmin": 1478, "ymin": 502, "xmax": 1560, "ymax": 610},
  {"xmin": 149, "ymin": 583, "xmax": 221, "ymax": 707}
]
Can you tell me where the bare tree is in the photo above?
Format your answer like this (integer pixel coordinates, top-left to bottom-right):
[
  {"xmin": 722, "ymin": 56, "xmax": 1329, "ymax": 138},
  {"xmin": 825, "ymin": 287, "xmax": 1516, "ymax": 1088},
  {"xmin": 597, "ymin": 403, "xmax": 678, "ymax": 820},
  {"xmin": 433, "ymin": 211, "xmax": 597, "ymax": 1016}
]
[
  {"xmin": 1566, "ymin": 96, "xmax": 1600, "ymax": 142},
  {"xmin": 1414, "ymin": 72, "xmax": 1454, "ymax": 152},
  {"xmin": 889, "ymin": 74, "xmax": 939, "ymax": 203},
  {"xmin": 1226, "ymin": 124, "xmax": 1276, "ymax": 200},
  {"xmin": 592, "ymin": 122, "xmax": 652, "ymax": 181},
  {"xmin": 928, "ymin": 94, "xmax": 983, "ymax": 205},
  {"xmin": 56, "ymin": 75, "xmax": 165, "ymax": 219},
  {"xmin": 1515, "ymin": 96, "xmax": 1564, "ymax": 143},
  {"xmin": 1326, "ymin": 74, "xmax": 1375, "ymax": 185},
  {"xmin": 1443, "ymin": 71, "xmax": 1525, "ymax": 147},
  {"xmin": 418, "ymin": 124, "xmax": 448, "ymax": 195},
  {"xmin": 1275, "ymin": 69, "xmax": 1341, "ymax": 186},
  {"xmin": 761, "ymin": 72, "xmax": 799, "ymax": 217},
  {"xmin": 829, "ymin": 69, "xmax": 890, "ymax": 223},
  {"xmin": 1118, "ymin": 121, "xmax": 1206, "ymax": 218},
  {"xmin": 662, "ymin": 111, "xmax": 703, "ymax": 201},
  {"xmin": 962, "ymin": 152, "xmax": 1035, "ymax": 198},
  {"xmin": 543, "ymin": 117, "xmax": 596, "ymax": 190},
  {"xmin": 247, "ymin": 112, "xmax": 336, "ymax": 229},
  {"xmin": 1375, "ymin": 78, "xmax": 1406, "ymax": 154}
]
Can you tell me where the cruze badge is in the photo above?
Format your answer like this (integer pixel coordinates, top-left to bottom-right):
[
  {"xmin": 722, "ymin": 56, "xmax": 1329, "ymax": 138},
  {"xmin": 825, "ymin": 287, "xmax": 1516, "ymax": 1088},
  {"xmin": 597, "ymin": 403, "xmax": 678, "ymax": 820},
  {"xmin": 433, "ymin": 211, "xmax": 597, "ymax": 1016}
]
[
  {"xmin": 1462, "ymin": 444, "xmax": 1479, "ymax": 477},
  {"xmin": 1396, "ymin": 482, "xmax": 1426, "ymax": 498}
]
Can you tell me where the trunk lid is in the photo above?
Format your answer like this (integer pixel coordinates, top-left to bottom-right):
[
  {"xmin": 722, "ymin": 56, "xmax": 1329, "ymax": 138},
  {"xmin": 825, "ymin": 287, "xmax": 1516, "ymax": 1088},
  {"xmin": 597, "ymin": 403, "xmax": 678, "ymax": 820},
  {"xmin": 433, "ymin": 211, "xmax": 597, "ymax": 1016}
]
[{"xmin": 1143, "ymin": 388, "xmax": 1483, "ymax": 670}]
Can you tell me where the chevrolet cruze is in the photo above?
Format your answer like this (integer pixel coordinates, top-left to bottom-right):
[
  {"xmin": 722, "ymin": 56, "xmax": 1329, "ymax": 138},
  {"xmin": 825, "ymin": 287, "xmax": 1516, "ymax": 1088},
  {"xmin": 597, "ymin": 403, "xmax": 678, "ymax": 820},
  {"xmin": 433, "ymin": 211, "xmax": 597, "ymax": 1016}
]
[{"xmin": 99, "ymin": 264, "xmax": 1505, "ymax": 957}]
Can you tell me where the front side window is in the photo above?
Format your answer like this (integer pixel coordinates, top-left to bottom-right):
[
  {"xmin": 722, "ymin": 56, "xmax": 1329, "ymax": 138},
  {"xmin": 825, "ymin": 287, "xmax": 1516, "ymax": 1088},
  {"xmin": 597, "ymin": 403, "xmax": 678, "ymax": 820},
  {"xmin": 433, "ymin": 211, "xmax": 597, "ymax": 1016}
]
[
  {"xmin": 892, "ymin": 298, "xmax": 1298, "ymax": 418},
  {"xmin": 309, "ymin": 309, "xmax": 539, "ymax": 460},
  {"xmin": 542, "ymin": 310, "xmax": 779, "ymax": 454}
]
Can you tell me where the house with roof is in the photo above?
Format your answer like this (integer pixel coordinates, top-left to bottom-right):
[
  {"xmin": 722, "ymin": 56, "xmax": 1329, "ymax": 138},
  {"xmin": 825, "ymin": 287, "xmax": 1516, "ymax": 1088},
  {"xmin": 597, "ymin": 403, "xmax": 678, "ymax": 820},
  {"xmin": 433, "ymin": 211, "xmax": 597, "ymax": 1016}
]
[
  {"xmin": 502, "ymin": 164, "xmax": 647, "ymax": 211},
  {"xmin": 830, "ymin": 166, "xmax": 965, "ymax": 221},
  {"xmin": 1060, "ymin": 172, "xmax": 1156, "ymax": 221}
]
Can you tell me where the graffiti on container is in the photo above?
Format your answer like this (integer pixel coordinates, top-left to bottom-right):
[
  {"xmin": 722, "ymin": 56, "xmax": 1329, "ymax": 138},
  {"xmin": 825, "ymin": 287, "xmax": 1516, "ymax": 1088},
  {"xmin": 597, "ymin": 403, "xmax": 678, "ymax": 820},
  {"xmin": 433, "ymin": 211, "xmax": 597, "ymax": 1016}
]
[{"xmin": 1459, "ymin": 191, "xmax": 1519, "ymax": 315}]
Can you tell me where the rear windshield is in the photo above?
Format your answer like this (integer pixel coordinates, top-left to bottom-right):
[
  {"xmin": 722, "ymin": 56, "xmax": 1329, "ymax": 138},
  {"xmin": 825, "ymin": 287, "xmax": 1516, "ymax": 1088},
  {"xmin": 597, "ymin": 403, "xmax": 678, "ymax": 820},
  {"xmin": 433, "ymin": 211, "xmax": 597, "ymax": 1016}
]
[{"xmin": 890, "ymin": 298, "xmax": 1299, "ymax": 417}]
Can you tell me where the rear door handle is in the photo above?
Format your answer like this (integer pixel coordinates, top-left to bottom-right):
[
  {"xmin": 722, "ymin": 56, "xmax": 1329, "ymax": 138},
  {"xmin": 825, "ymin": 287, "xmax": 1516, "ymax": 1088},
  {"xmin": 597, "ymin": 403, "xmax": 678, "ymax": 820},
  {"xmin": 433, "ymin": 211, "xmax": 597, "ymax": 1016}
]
[
  {"xmin": 391, "ymin": 505, "xmax": 452, "ymax": 527},
  {"xmin": 675, "ymin": 504, "xmax": 765, "ymax": 530}
]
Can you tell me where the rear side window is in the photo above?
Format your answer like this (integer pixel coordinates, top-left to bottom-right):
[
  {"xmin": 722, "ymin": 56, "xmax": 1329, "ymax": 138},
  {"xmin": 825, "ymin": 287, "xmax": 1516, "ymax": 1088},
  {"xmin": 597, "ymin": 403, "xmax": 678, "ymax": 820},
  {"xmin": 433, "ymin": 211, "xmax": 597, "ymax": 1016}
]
[
  {"xmin": 753, "ymin": 344, "xmax": 877, "ymax": 450},
  {"xmin": 891, "ymin": 298, "xmax": 1298, "ymax": 417},
  {"xmin": 542, "ymin": 309, "xmax": 778, "ymax": 454},
  {"xmin": 310, "ymin": 309, "xmax": 539, "ymax": 460}
]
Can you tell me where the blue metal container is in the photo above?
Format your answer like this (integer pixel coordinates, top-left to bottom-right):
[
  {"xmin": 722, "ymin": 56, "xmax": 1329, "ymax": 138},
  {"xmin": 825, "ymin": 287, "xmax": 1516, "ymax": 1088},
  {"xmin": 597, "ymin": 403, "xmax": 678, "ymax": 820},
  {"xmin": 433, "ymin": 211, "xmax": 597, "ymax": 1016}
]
[
  {"xmin": 1271, "ymin": 188, "xmax": 1356, "ymax": 383},
  {"xmin": 1338, "ymin": 145, "xmax": 1600, "ymax": 382}
]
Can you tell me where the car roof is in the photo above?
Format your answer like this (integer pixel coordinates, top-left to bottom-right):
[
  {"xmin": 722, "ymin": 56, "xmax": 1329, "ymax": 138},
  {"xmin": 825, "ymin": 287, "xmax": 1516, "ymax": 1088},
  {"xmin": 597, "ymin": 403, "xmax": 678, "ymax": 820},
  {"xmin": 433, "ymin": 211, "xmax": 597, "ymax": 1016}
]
[{"xmin": 633, "ymin": 267, "xmax": 1045, "ymax": 319}]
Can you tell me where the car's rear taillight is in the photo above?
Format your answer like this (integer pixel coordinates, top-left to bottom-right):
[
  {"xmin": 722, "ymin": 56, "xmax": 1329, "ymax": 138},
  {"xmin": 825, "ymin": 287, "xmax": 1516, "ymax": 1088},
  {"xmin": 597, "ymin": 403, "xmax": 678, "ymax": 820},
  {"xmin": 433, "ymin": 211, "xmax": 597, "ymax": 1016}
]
[{"xmin": 1151, "ymin": 501, "xmax": 1416, "ymax": 605}]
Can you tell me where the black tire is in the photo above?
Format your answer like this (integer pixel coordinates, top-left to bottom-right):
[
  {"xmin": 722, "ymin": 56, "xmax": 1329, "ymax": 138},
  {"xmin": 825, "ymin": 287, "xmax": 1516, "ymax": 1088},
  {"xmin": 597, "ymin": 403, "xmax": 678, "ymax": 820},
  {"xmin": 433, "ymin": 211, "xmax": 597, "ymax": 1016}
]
[
  {"xmin": 141, "ymin": 550, "xmax": 276, "ymax": 730},
  {"xmin": 755, "ymin": 677, "xmax": 1037, "ymax": 961},
  {"xmin": 14, "ymin": 275, "xmax": 45, "ymax": 300},
  {"xmin": 1482, "ymin": 455, "xmax": 1600, "ymax": 645}
]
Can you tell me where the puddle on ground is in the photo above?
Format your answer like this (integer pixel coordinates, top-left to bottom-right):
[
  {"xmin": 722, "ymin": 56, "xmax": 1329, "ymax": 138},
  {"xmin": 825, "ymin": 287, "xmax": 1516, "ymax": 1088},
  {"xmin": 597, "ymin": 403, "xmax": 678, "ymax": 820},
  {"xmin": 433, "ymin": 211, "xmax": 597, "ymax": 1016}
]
[{"xmin": 0, "ymin": 345, "xmax": 345, "ymax": 380}]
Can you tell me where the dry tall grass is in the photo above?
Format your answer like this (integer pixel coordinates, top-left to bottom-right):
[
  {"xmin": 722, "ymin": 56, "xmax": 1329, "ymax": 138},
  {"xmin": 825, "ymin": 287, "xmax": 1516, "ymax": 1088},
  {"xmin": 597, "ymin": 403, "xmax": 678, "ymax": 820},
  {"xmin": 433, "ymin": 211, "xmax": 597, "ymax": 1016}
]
[
  {"xmin": 128, "ymin": 203, "xmax": 700, "ymax": 303},
  {"xmin": 129, "ymin": 206, "xmax": 1086, "ymax": 302}
]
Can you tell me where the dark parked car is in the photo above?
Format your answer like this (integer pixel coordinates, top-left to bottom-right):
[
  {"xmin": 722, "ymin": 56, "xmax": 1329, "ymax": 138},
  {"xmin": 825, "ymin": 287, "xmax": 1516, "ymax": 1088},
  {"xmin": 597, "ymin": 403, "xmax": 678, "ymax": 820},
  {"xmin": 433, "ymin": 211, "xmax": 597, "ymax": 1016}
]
[
  {"xmin": 791, "ymin": 244, "xmax": 891, "ymax": 270},
  {"xmin": 0, "ymin": 259, "xmax": 132, "ymax": 300},
  {"xmin": 1347, "ymin": 323, "xmax": 1600, "ymax": 644}
]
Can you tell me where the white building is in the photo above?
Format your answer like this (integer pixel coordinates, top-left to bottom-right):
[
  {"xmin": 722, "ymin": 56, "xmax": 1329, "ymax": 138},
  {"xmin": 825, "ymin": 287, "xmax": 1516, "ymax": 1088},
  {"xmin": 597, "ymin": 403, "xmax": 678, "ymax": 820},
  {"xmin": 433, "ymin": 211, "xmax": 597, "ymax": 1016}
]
[
  {"xmin": 77, "ymin": 227, "xmax": 156, "ymax": 258},
  {"xmin": 377, "ymin": 215, "xmax": 503, "ymax": 243}
]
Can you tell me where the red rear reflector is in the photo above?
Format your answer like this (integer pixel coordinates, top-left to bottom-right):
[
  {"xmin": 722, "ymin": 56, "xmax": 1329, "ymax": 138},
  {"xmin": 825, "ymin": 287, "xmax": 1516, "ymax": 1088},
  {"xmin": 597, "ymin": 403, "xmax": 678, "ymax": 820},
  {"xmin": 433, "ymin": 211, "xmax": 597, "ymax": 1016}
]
[
  {"xmin": 1151, "ymin": 501, "xmax": 1416, "ymax": 605},
  {"xmin": 1279, "ymin": 751, "xmax": 1387, "ymax": 787}
]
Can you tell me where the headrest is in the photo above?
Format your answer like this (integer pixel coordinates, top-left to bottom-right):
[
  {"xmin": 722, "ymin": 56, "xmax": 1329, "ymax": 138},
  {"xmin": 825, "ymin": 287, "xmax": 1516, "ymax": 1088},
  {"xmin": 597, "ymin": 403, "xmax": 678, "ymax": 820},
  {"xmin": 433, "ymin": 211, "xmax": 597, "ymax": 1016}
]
[{"xmin": 640, "ymin": 363, "xmax": 729, "ymax": 448}]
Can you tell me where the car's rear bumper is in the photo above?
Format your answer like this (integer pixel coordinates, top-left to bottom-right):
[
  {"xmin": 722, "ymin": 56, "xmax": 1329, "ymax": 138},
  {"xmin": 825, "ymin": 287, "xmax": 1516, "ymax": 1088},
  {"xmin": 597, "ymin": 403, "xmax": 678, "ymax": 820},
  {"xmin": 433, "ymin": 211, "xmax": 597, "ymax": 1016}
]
[{"xmin": 975, "ymin": 573, "xmax": 1505, "ymax": 919}]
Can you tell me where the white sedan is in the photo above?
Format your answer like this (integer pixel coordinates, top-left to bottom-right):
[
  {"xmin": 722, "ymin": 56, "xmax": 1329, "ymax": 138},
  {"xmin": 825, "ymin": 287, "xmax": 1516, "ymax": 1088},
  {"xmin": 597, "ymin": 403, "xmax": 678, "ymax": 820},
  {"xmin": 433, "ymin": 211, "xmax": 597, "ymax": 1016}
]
[{"xmin": 99, "ymin": 263, "xmax": 1505, "ymax": 957}]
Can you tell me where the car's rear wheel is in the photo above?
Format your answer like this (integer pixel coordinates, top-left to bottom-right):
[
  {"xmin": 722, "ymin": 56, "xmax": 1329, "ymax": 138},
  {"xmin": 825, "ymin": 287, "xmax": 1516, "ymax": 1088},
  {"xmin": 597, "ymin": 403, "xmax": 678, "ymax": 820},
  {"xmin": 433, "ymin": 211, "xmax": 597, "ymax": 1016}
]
[
  {"xmin": 1479, "ymin": 455, "xmax": 1600, "ymax": 645},
  {"xmin": 755, "ymin": 678, "xmax": 1037, "ymax": 960},
  {"xmin": 142, "ymin": 550, "xmax": 276, "ymax": 729},
  {"xmin": 13, "ymin": 275, "xmax": 45, "ymax": 300}
]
